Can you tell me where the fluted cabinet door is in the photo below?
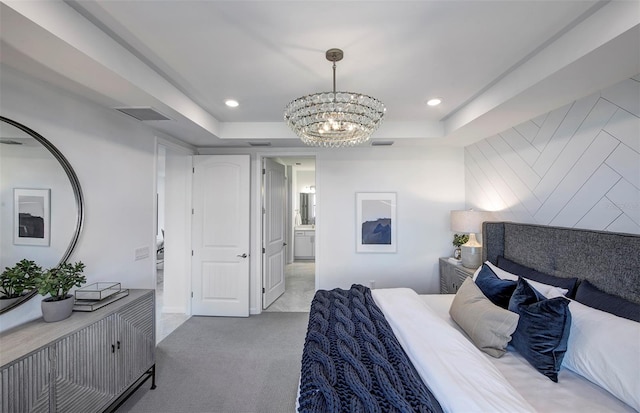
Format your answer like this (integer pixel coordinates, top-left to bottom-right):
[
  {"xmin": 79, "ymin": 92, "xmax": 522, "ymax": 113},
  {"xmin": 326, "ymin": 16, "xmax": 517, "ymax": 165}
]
[
  {"xmin": 439, "ymin": 259, "xmax": 448, "ymax": 293},
  {"xmin": 0, "ymin": 349, "xmax": 50, "ymax": 413},
  {"xmin": 439, "ymin": 258, "xmax": 456, "ymax": 294},
  {"xmin": 113, "ymin": 293, "xmax": 155, "ymax": 394},
  {"xmin": 53, "ymin": 317, "xmax": 114, "ymax": 413},
  {"xmin": 452, "ymin": 267, "xmax": 473, "ymax": 292}
]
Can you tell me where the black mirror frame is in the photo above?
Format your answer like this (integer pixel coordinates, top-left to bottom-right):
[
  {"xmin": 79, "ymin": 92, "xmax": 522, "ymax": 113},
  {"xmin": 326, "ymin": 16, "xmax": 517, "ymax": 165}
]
[{"xmin": 0, "ymin": 116, "xmax": 84, "ymax": 314}]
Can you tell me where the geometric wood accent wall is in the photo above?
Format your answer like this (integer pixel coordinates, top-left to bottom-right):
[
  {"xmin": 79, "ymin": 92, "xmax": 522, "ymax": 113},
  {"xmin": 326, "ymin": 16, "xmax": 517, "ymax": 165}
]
[{"xmin": 466, "ymin": 74, "xmax": 640, "ymax": 235}]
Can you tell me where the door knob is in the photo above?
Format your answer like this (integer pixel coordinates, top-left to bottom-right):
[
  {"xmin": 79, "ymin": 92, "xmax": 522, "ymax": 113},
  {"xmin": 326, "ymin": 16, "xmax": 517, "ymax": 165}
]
[{"xmin": 237, "ymin": 253, "xmax": 248, "ymax": 258}]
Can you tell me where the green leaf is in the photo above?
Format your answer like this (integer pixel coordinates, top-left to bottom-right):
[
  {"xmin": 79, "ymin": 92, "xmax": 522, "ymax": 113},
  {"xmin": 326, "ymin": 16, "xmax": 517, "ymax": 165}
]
[
  {"xmin": 0, "ymin": 259, "xmax": 42, "ymax": 298},
  {"xmin": 452, "ymin": 233, "xmax": 469, "ymax": 247},
  {"xmin": 35, "ymin": 261, "xmax": 86, "ymax": 301}
]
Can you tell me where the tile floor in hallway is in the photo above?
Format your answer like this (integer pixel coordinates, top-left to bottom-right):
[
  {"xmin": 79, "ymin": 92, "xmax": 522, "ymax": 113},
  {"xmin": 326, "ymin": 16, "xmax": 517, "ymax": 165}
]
[
  {"xmin": 264, "ymin": 261, "xmax": 316, "ymax": 312},
  {"xmin": 155, "ymin": 269, "xmax": 190, "ymax": 344}
]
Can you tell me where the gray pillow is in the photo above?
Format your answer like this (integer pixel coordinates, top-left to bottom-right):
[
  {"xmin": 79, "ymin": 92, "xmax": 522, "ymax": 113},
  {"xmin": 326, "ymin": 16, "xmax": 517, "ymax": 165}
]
[{"xmin": 449, "ymin": 277, "xmax": 520, "ymax": 358}]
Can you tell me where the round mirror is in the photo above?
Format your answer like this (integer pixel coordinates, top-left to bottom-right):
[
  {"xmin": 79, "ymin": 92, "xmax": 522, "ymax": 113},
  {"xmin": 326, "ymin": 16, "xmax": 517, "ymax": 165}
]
[{"xmin": 0, "ymin": 116, "xmax": 84, "ymax": 313}]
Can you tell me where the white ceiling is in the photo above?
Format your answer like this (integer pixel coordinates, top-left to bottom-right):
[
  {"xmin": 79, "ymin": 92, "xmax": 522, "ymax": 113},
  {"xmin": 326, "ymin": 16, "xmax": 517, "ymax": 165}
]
[{"xmin": 1, "ymin": 1, "xmax": 638, "ymax": 148}]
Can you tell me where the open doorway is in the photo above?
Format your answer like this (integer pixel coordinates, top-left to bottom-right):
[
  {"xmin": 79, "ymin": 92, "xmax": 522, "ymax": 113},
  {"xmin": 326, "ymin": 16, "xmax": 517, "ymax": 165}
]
[
  {"xmin": 263, "ymin": 156, "xmax": 316, "ymax": 312},
  {"xmin": 156, "ymin": 144, "xmax": 165, "ymax": 320},
  {"xmin": 155, "ymin": 142, "xmax": 192, "ymax": 342}
]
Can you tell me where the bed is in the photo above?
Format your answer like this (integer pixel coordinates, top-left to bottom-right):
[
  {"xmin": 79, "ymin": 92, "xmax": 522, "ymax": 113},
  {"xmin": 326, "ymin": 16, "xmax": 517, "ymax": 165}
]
[{"xmin": 298, "ymin": 222, "xmax": 640, "ymax": 412}]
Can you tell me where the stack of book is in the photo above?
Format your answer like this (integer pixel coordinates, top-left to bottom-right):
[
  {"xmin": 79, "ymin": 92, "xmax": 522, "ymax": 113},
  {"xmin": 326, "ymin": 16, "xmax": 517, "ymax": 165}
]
[{"xmin": 73, "ymin": 282, "xmax": 129, "ymax": 312}]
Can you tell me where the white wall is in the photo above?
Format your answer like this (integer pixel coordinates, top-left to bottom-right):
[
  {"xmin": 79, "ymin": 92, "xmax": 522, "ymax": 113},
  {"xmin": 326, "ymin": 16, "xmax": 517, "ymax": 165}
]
[
  {"xmin": 465, "ymin": 74, "xmax": 640, "ymax": 234},
  {"xmin": 0, "ymin": 66, "xmax": 159, "ymax": 331},
  {"xmin": 316, "ymin": 146, "xmax": 465, "ymax": 294},
  {"xmin": 202, "ymin": 145, "xmax": 465, "ymax": 312}
]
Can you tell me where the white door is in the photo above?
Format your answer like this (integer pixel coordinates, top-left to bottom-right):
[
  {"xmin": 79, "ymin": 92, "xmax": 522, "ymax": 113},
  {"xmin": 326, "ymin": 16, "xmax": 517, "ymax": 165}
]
[
  {"xmin": 192, "ymin": 155, "xmax": 250, "ymax": 317},
  {"xmin": 262, "ymin": 158, "xmax": 286, "ymax": 309}
]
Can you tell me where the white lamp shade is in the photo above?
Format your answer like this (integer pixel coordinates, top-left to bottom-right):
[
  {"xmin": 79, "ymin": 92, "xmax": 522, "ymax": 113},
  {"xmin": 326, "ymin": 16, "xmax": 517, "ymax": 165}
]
[{"xmin": 450, "ymin": 210, "xmax": 490, "ymax": 234}]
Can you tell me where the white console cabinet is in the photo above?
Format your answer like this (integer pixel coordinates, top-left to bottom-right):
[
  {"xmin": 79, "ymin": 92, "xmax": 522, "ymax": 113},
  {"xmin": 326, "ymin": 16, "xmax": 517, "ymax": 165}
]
[{"xmin": 0, "ymin": 289, "xmax": 155, "ymax": 413}]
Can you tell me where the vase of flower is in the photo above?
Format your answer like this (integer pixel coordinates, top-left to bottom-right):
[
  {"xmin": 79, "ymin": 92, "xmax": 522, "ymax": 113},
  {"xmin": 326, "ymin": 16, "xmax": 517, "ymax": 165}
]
[{"xmin": 452, "ymin": 234, "xmax": 469, "ymax": 260}]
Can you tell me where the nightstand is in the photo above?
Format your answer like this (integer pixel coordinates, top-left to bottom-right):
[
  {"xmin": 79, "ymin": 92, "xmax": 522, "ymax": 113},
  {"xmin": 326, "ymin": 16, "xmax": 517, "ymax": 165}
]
[{"xmin": 439, "ymin": 257, "xmax": 477, "ymax": 294}]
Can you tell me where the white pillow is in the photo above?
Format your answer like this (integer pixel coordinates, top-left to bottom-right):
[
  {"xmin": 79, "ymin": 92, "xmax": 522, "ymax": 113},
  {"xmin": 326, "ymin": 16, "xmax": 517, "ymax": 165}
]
[
  {"xmin": 563, "ymin": 300, "xmax": 640, "ymax": 411},
  {"xmin": 449, "ymin": 278, "xmax": 520, "ymax": 358},
  {"xmin": 474, "ymin": 261, "xmax": 567, "ymax": 299}
]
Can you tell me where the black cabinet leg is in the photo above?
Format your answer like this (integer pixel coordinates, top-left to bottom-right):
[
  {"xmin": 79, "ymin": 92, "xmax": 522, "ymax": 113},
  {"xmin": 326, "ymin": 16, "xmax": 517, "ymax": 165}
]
[{"xmin": 150, "ymin": 364, "xmax": 157, "ymax": 390}]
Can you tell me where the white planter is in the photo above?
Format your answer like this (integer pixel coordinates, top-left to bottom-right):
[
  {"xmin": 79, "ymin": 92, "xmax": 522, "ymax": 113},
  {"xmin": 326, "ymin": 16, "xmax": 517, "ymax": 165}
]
[
  {"xmin": 0, "ymin": 296, "xmax": 22, "ymax": 311},
  {"xmin": 41, "ymin": 295, "xmax": 74, "ymax": 322}
]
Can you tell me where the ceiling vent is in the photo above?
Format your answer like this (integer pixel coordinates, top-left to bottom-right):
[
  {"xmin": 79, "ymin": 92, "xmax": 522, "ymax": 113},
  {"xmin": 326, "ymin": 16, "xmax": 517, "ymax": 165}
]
[
  {"xmin": 248, "ymin": 141, "xmax": 272, "ymax": 147},
  {"xmin": 114, "ymin": 107, "xmax": 171, "ymax": 121},
  {"xmin": 371, "ymin": 140, "xmax": 394, "ymax": 146},
  {"xmin": 0, "ymin": 139, "xmax": 23, "ymax": 145}
]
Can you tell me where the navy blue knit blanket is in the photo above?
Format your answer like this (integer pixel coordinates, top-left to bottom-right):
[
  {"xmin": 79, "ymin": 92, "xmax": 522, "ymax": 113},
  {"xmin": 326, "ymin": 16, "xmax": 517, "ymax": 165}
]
[{"xmin": 298, "ymin": 285, "xmax": 443, "ymax": 413}]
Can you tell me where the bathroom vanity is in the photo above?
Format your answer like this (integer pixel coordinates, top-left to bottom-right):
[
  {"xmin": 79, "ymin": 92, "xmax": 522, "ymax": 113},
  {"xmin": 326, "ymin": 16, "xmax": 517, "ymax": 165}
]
[{"xmin": 294, "ymin": 226, "xmax": 315, "ymax": 260}]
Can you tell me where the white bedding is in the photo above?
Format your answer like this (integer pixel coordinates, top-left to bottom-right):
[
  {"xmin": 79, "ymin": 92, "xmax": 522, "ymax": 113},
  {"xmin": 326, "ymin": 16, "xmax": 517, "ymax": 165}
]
[{"xmin": 371, "ymin": 290, "xmax": 635, "ymax": 413}]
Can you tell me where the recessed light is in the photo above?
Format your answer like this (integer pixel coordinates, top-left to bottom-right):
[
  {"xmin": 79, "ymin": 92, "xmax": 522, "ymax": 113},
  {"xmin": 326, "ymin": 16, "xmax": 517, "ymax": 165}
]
[
  {"xmin": 225, "ymin": 99, "xmax": 239, "ymax": 108},
  {"xmin": 426, "ymin": 98, "xmax": 442, "ymax": 107}
]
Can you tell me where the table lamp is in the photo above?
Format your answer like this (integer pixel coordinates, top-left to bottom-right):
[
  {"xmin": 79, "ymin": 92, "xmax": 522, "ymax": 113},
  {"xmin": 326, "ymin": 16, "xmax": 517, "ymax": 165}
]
[{"xmin": 450, "ymin": 210, "xmax": 488, "ymax": 269}]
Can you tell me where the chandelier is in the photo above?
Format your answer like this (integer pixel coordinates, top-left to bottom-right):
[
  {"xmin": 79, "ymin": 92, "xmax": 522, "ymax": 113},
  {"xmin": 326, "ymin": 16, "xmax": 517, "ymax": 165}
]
[{"xmin": 284, "ymin": 48, "xmax": 386, "ymax": 147}]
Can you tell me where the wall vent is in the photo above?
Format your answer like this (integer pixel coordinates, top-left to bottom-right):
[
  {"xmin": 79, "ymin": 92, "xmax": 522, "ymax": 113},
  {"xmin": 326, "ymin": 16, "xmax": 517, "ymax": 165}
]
[
  {"xmin": 248, "ymin": 141, "xmax": 272, "ymax": 147},
  {"xmin": 114, "ymin": 107, "xmax": 171, "ymax": 121},
  {"xmin": 371, "ymin": 140, "xmax": 394, "ymax": 146}
]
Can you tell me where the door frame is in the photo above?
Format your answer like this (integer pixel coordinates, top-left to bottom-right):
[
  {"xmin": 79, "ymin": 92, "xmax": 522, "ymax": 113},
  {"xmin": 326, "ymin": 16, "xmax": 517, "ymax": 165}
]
[
  {"xmin": 154, "ymin": 137, "xmax": 195, "ymax": 316},
  {"xmin": 253, "ymin": 152, "xmax": 319, "ymax": 314}
]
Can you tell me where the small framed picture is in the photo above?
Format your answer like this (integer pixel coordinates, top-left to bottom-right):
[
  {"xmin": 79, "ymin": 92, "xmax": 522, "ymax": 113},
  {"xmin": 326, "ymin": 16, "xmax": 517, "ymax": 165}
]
[
  {"xmin": 14, "ymin": 188, "xmax": 50, "ymax": 246},
  {"xmin": 356, "ymin": 192, "xmax": 396, "ymax": 253}
]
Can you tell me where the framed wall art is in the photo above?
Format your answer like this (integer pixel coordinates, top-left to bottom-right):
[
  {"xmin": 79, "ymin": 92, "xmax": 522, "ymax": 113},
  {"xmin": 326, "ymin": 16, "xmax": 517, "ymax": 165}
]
[
  {"xmin": 14, "ymin": 188, "xmax": 50, "ymax": 246},
  {"xmin": 356, "ymin": 192, "xmax": 396, "ymax": 253}
]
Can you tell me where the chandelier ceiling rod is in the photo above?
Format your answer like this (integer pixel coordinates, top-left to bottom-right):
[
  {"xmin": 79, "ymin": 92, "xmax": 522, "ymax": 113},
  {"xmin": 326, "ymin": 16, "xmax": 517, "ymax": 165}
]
[
  {"xmin": 326, "ymin": 48, "xmax": 343, "ymax": 96},
  {"xmin": 332, "ymin": 60, "xmax": 336, "ymax": 95}
]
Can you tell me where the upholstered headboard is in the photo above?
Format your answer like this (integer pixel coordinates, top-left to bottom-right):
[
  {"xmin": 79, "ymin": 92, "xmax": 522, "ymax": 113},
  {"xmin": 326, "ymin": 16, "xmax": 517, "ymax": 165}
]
[{"xmin": 482, "ymin": 222, "xmax": 640, "ymax": 304}]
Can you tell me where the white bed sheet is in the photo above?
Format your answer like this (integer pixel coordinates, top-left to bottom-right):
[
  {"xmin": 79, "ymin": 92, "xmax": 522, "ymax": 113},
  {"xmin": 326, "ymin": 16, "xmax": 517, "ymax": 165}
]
[{"xmin": 420, "ymin": 294, "xmax": 636, "ymax": 413}]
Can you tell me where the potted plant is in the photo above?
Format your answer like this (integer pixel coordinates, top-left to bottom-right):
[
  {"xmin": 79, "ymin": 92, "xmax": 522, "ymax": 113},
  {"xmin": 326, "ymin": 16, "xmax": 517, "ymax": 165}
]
[
  {"xmin": 35, "ymin": 261, "xmax": 86, "ymax": 322},
  {"xmin": 452, "ymin": 234, "xmax": 469, "ymax": 260},
  {"xmin": 0, "ymin": 259, "xmax": 42, "ymax": 310}
]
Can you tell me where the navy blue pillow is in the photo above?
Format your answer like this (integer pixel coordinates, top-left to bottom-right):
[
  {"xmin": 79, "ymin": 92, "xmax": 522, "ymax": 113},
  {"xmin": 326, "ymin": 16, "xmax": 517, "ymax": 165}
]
[
  {"xmin": 497, "ymin": 255, "xmax": 579, "ymax": 298},
  {"xmin": 508, "ymin": 278, "xmax": 572, "ymax": 383},
  {"xmin": 575, "ymin": 280, "xmax": 640, "ymax": 322},
  {"xmin": 475, "ymin": 264, "xmax": 517, "ymax": 309}
]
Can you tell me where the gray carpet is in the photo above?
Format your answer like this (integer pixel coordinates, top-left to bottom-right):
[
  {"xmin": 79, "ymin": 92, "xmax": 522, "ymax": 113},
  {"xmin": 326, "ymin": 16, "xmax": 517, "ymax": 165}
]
[{"xmin": 117, "ymin": 312, "xmax": 309, "ymax": 413}]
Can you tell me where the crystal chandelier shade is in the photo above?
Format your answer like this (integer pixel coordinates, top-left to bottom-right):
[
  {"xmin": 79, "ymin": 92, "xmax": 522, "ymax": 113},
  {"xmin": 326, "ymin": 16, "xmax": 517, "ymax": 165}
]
[{"xmin": 284, "ymin": 49, "xmax": 386, "ymax": 147}]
